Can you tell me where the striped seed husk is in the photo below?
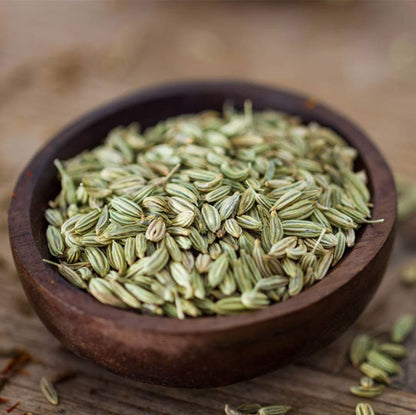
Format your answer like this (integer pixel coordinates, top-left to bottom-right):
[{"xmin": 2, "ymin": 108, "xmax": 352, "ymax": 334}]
[
  {"xmin": 366, "ymin": 349, "xmax": 401, "ymax": 375},
  {"xmin": 40, "ymin": 376, "xmax": 59, "ymax": 406},
  {"xmin": 350, "ymin": 384, "xmax": 385, "ymax": 399},
  {"xmin": 377, "ymin": 343, "xmax": 407, "ymax": 359},
  {"xmin": 44, "ymin": 105, "xmax": 378, "ymax": 317},
  {"xmin": 391, "ymin": 314, "xmax": 415, "ymax": 343},
  {"xmin": 360, "ymin": 362, "xmax": 391, "ymax": 384},
  {"xmin": 258, "ymin": 405, "xmax": 292, "ymax": 415},
  {"xmin": 350, "ymin": 334, "xmax": 374, "ymax": 367},
  {"xmin": 355, "ymin": 403, "xmax": 375, "ymax": 415}
]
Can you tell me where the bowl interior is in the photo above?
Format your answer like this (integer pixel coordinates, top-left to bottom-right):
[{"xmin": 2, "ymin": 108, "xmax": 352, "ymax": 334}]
[{"xmin": 17, "ymin": 81, "xmax": 395, "ymax": 332}]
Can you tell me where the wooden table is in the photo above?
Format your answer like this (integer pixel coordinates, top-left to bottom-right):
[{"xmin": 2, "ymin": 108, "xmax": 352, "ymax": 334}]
[{"xmin": 0, "ymin": 1, "xmax": 415, "ymax": 414}]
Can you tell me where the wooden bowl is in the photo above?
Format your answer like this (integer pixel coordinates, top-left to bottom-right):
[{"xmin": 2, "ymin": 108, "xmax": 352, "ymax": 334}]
[{"xmin": 8, "ymin": 81, "xmax": 397, "ymax": 388}]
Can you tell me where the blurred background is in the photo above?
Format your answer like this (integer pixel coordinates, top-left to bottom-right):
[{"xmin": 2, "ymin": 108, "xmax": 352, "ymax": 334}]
[{"xmin": 0, "ymin": 1, "xmax": 415, "ymax": 413}]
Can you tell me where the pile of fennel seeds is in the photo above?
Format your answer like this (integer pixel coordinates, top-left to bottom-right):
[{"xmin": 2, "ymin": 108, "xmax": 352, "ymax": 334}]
[{"xmin": 44, "ymin": 102, "xmax": 382, "ymax": 318}]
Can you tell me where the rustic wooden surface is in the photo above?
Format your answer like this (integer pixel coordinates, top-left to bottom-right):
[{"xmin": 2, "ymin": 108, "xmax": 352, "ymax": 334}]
[{"xmin": 0, "ymin": 1, "xmax": 415, "ymax": 414}]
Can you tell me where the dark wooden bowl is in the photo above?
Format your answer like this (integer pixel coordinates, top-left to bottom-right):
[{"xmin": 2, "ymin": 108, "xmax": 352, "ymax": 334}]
[{"xmin": 8, "ymin": 81, "xmax": 396, "ymax": 388}]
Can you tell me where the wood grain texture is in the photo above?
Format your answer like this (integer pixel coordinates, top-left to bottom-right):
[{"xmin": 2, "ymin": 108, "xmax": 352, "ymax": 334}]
[{"xmin": 0, "ymin": 1, "xmax": 415, "ymax": 413}]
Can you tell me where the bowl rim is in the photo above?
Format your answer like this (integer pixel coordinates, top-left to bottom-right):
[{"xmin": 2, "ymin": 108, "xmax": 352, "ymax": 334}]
[{"xmin": 8, "ymin": 80, "xmax": 397, "ymax": 334}]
